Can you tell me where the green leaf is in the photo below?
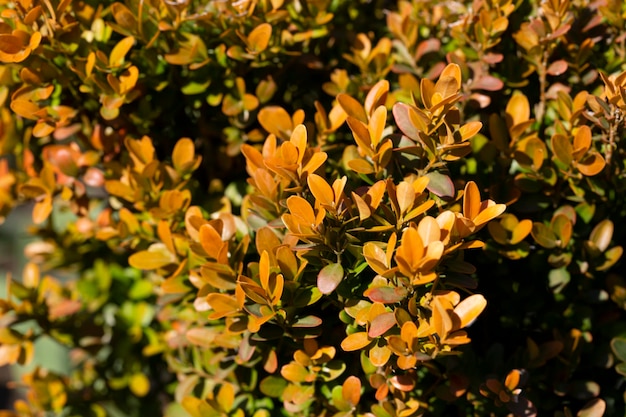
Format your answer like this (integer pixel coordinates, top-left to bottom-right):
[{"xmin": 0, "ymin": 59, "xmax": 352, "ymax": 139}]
[
  {"xmin": 259, "ymin": 376, "xmax": 287, "ymax": 398},
  {"xmin": 611, "ymin": 337, "xmax": 626, "ymax": 362}
]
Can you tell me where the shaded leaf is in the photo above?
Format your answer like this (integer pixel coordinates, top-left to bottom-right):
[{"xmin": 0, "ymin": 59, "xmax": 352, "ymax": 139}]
[{"xmin": 317, "ymin": 263, "xmax": 344, "ymax": 295}]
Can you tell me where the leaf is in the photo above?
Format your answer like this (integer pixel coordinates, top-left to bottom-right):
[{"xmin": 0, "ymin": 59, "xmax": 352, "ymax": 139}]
[
  {"xmin": 577, "ymin": 153, "xmax": 605, "ymax": 176},
  {"xmin": 504, "ymin": 369, "xmax": 520, "ymax": 391},
  {"xmin": 206, "ymin": 293, "xmax": 239, "ymax": 319},
  {"xmin": 393, "ymin": 102, "xmax": 420, "ymax": 139},
  {"xmin": 473, "ymin": 204, "xmax": 506, "ymax": 228},
  {"xmin": 292, "ymin": 315, "xmax": 322, "ymax": 328},
  {"xmin": 532, "ymin": 223, "xmax": 558, "ymax": 249},
  {"xmin": 342, "ymin": 376, "xmax": 361, "ymax": 407},
  {"xmin": 363, "ymin": 286, "xmax": 408, "ymax": 304},
  {"xmin": 247, "ymin": 23, "xmax": 272, "ymax": 53},
  {"xmin": 172, "ymin": 138, "xmax": 196, "ymax": 172},
  {"xmin": 341, "ymin": 332, "xmax": 371, "ymax": 351},
  {"xmin": 459, "ymin": 121, "xmax": 483, "ymax": 141},
  {"xmin": 577, "ymin": 399, "xmax": 606, "ymax": 417},
  {"xmin": 506, "ymin": 91, "xmax": 530, "ymax": 128},
  {"xmin": 338, "ymin": 94, "xmax": 368, "ymax": 123},
  {"xmin": 111, "ymin": 3, "xmax": 137, "ymax": 32},
  {"xmin": 258, "ymin": 106, "xmax": 292, "ymax": 139},
  {"xmin": 317, "ymin": 263, "xmax": 344, "ymax": 295},
  {"xmin": 590, "ymin": 219, "xmax": 613, "ymax": 252},
  {"xmin": 260, "ymin": 376, "xmax": 287, "ymax": 398},
  {"xmin": 511, "ymin": 219, "xmax": 532, "ymax": 244},
  {"xmin": 10, "ymin": 99, "xmax": 40, "ymax": 120},
  {"xmin": 199, "ymin": 224, "xmax": 226, "ymax": 261},
  {"xmin": 454, "ymin": 294, "xmax": 487, "ymax": 328},
  {"xmin": 364, "ymin": 80, "xmax": 389, "ymax": 116},
  {"xmin": 552, "ymin": 134, "xmax": 573, "ymax": 166},
  {"xmin": 547, "ymin": 59, "xmax": 568, "ymax": 76},
  {"xmin": 368, "ymin": 312, "xmax": 396, "ymax": 338},
  {"xmin": 308, "ymin": 174, "xmax": 334, "ymax": 208},
  {"xmin": 368, "ymin": 105, "xmax": 387, "ymax": 147},
  {"xmin": 434, "ymin": 64, "xmax": 461, "ymax": 99},
  {"xmin": 610, "ymin": 337, "xmax": 626, "ymax": 362},
  {"xmin": 425, "ymin": 172, "xmax": 454, "ymax": 198},
  {"xmin": 109, "ymin": 36, "xmax": 135, "ymax": 67},
  {"xmin": 129, "ymin": 373, "xmax": 150, "ymax": 397},
  {"xmin": 463, "ymin": 181, "xmax": 481, "ymax": 220},
  {"xmin": 432, "ymin": 297, "xmax": 452, "ymax": 339},
  {"xmin": 128, "ymin": 243, "xmax": 174, "ymax": 270}
]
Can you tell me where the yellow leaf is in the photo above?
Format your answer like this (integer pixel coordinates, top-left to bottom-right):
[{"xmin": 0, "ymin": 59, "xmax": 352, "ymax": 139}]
[
  {"xmin": 454, "ymin": 294, "xmax": 487, "ymax": 328},
  {"xmin": 217, "ymin": 383, "xmax": 235, "ymax": 412},
  {"xmin": 129, "ymin": 373, "xmax": 150, "ymax": 397},
  {"xmin": 473, "ymin": 204, "xmax": 506, "ymax": 228},
  {"xmin": 109, "ymin": 36, "xmax": 135, "ymax": 67},
  {"xmin": 172, "ymin": 137, "xmax": 196, "ymax": 172},
  {"xmin": 128, "ymin": 243, "xmax": 174, "ymax": 270},
  {"xmin": 363, "ymin": 242, "xmax": 389, "ymax": 275}
]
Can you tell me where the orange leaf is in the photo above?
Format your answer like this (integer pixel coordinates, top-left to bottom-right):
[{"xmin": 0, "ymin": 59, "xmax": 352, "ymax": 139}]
[
  {"xmin": 577, "ymin": 152, "xmax": 605, "ymax": 176},
  {"xmin": 341, "ymin": 332, "xmax": 371, "ymax": 351},
  {"xmin": 199, "ymin": 224, "xmax": 227, "ymax": 262},
  {"xmin": 504, "ymin": 369, "xmax": 521, "ymax": 391},
  {"xmin": 364, "ymin": 80, "xmax": 389, "ymax": 116},
  {"xmin": 368, "ymin": 106, "xmax": 387, "ymax": 148},
  {"xmin": 506, "ymin": 91, "xmax": 530, "ymax": 128},
  {"xmin": 281, "ymin": 362, "xmax": 309, "ymax": 383},
  {"xmin": 432, "ymin": 297, "xmax": 453, "ymax": 339},
  {"xmin": 308, "ymin": 174, "xmax": 334, "ymax": 208},
  {"xmin": 258, "ymin": 106, "xmax": 292, "ymax": 140},
  {"xmin": 206, "ymin": 293, "xmax": 240, "ymax": 319},
  {"xmin": 463, "ymin": 181, "xmax": 481, "ymax": 221},
  {"xmin": 342, "ymin": 376, "xmax": 362, "ymax": 407},
  {"xmin": 247, "ymin": 23, "xmax": 272, "ymax": 53}
]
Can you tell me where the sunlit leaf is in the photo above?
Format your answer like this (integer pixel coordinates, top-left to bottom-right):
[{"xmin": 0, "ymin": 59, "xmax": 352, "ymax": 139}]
[
  {"xmin": 341, "ymin": 332, "xmax": 371, "ymax": 351},
  {"xmin": 342, "ymin": 376, "xmax": 361, "ymax": 407}
]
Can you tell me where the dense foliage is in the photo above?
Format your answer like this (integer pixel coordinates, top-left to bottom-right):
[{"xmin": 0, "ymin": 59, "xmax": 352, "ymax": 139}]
[{"xmin": 1, "ymin": 0, "xmax": 626, "ymax": 416}]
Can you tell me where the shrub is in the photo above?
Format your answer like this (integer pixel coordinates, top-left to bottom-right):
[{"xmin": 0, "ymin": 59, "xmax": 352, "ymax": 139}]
[{"xmin": 0, "ymin": 0, "xmax": 625, "ymax": 416}]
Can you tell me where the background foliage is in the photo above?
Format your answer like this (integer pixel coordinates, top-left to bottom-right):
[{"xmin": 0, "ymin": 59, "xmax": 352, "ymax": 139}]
[{"xmin": 1, "ymin": 0, "xmax": 626, "ymax": 416}]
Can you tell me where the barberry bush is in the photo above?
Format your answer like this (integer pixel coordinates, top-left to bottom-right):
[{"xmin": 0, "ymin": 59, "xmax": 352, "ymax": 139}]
[{"xmin": 0, "ymin": 0, "xmax": 625, "ymax": 416}]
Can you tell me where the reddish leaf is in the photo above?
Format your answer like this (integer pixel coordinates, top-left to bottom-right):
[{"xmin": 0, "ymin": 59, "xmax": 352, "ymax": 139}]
[
  {"xmin": 363, "ymin": 286, "xmax": 408, "ymax": 304},
  {"xmin": 317, "ymin": 263, "xmax": 344, "ymax": 294},
  {"xmin": 368, "ymin": 312, "xmax": 396, "ymax": 338}
]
